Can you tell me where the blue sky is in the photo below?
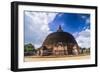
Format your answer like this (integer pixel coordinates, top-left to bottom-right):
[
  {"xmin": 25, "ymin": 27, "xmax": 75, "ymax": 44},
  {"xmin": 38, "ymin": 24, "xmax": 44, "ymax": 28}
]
[
  {"xmin": 49, "ymin": 13, "xmax": 90, "ymax": 34},
  {"xmin": 24, "ymin": 11, "xmax": 90, "ymax": 48}
]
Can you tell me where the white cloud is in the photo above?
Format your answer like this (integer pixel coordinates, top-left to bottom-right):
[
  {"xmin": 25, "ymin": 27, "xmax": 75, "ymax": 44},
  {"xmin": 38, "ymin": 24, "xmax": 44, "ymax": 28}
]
[
  {"xmin": 81, "ymin": 15, "xmax": 90, "ymax": 25},
  {"xmin": 86, "ymin": 18, "xmax": 90, "ymax": 24},
  {"xmin": 41, "ymin": 24, "xmax": 49, "ymax": 31},
  {"xmin": 81, "ymin": 15, "xmax": 87, "ymax": 19},
  {"xmin": 73, "ymin": 29, "xmax": 90, "ymax": 48},
  {"xmin": 24, "ymin": 11, "xmax": 57, "ymax": 48}
]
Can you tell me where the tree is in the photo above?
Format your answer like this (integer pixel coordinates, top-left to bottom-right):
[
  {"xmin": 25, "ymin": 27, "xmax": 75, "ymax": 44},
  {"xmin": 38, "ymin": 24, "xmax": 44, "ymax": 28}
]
[
  {"xmin": 24, "ymin": 43, "xmax": 36, "ymax": 56},
  {"xmin": 24, "ymin": 43, "xmax": 35, "ymax": 52}
]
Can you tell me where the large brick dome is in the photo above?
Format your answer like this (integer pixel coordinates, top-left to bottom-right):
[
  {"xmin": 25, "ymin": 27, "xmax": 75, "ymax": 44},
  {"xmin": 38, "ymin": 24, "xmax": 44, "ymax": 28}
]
[
  {"xmin": 37, "ymin": 25, "xmax": 80, "ymax": 56},
  {"xmin": 43, "ymin": 25, "xmax": 78, "ymax": 48},
  {"xmin": 43, "ymin": 31, "xmax": 77, "ymax": 46}
]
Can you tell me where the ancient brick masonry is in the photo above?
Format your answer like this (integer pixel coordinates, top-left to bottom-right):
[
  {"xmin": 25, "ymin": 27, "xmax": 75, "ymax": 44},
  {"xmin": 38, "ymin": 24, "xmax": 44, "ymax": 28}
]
[{"xmin": 37, "ymin": 25, "xmax": 80, "ymax": 56}]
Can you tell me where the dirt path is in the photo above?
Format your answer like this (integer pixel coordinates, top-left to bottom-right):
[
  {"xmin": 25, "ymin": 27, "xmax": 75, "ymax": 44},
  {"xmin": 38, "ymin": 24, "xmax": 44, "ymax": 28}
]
[{"xmin": 24, "ymin": 55, "xmax": 90, "ymax": 62}]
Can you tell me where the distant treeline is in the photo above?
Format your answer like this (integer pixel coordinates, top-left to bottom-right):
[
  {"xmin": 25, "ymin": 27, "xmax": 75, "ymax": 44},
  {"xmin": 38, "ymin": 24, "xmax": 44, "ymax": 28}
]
[{"xmin": 80, "ymin": 47, "xmax": 90, "ymax": 54}]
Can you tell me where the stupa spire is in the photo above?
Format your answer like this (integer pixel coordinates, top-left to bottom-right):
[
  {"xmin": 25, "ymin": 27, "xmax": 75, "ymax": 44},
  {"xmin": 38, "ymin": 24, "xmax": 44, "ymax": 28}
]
[{"xmin": 57, "ymin": 25, "xmax": 63, "ymax": 32}]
